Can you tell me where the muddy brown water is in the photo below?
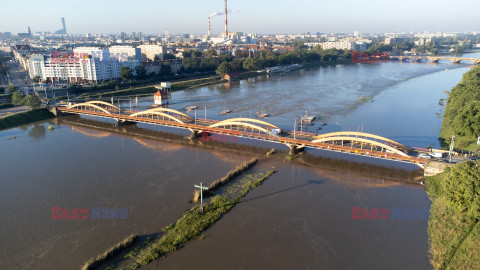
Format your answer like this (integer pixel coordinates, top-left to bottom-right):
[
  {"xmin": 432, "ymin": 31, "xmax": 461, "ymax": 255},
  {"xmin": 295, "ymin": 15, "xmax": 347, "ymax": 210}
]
[{"xmin": 4, "ymin": 57, "xmax": 479, "ymax": 269}]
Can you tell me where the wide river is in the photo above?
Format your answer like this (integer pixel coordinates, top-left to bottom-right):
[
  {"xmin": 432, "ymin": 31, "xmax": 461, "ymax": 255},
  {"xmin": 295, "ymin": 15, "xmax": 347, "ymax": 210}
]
[{"xmin": 1, "ymin": 53, "xmax": 479, "ymax": 269}]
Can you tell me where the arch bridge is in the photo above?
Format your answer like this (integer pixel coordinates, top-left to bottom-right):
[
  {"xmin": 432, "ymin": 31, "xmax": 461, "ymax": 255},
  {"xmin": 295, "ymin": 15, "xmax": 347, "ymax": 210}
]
[
  {"xmin": 390, "ymin": 55, "xmax": 480, "ymax": 64},
  {"xmin": 57, "ymin": 101, "xmax": 426, "ymax": 167},
  {"xmin": 311, "ymin": 131, "xmax": 411, "ymax": 157},
  {"xmin": 129, "ymin": 108, "xmax": 194, "ymax": 124},
  {"xmin": 208, "ymin": 118, "xmax": 282, "ymax": 137}
]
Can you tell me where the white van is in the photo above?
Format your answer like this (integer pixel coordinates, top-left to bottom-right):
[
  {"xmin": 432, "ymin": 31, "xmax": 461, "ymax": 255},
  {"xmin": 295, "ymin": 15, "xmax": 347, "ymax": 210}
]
[{"xmin": 429, "ymin": 152, "xmax": 443, "ymax": 158}]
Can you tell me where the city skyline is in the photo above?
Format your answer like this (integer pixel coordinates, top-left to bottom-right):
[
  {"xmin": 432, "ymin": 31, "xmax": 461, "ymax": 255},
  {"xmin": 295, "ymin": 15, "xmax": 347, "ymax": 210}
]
[{"xmin": 1, "ymin": 0, "xmax": 480, "ymax": 35}]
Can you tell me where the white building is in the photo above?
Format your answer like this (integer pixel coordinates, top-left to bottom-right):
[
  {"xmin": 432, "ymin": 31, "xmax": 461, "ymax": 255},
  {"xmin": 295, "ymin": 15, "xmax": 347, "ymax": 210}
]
[
  {"xmin": 109, "ymin": 45, "xmax": 142, "ymax": 62},
  {"xmin": 27, "ymin": 48, "xmax": 139, "ymax": 83},
  {"xmin": 306, "ymin": 41, "xmax": 355, "ymax": 50},
  {"xmin": 137, "ymin": 44, "xmax": 166, "ymax": 61}
]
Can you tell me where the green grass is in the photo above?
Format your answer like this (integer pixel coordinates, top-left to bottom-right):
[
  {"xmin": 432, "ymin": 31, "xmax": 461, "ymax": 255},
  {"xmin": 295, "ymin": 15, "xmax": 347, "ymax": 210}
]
[
  {"xmin": 446, "ymin": 221, "xmax": 480, "ymax": 269},
  {"xmin": 81, "ymin": 234, "xmax": 137, "ymax": 270},
  {"xmin": 193, "ymin": 158, "xmax": 258, "ymax": 202},
  {"xmin": 132, "ymin": 170, "xmax": 275, "ymax": 268},
  {"xmin": 426, "ymin": 173, "xmax": 480, "ymax": 269},
  {"xmin": 0, "ymin": 108, "xmax": 54, "ymax": 130}
]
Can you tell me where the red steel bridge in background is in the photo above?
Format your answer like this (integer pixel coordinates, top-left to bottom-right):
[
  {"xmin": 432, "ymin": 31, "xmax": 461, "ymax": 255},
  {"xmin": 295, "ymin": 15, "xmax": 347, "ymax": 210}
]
[{"xmin": 55, "ymin": 101, "xmax": 428, "ymax": 168}]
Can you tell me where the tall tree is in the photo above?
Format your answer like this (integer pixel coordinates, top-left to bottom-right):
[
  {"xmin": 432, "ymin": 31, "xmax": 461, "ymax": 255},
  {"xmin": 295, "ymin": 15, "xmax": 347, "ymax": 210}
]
[
  {"xmin": 23, "ymin": 94, "xmax": 41, "ymax": 109},
  {"xmin": 6, "ymin": 84, "xmax": 17, "ymax": 93},
  {"xmin": 119, "ymin": 66, "xmax": 133, "ymax": 81},
  {"xmin": 216, "ymin": 61, "xmax": 231, "ymax": 76},
  {"xmin": 135, "ymin": 66, "xmax": 147, "ymax": 80},
  {"xmin": 11, "ymin": 92, "xmax": 25, "ymax": 105}
]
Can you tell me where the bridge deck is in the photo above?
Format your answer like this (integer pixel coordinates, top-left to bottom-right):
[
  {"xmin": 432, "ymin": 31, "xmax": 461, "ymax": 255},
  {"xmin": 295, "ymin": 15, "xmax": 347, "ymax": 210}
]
[{"xmin": 57, "ymin": 107, "xmax": 427, "ymax": 166}]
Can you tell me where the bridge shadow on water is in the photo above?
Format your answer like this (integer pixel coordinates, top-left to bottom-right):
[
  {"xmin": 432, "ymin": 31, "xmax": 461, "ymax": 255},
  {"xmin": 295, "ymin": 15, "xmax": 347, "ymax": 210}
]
[
  {"xmin": 238, "ymin": 179, "xmax": 327, "ymax": 205},
  {"xmin": 57, "ymin": 116, "xmax": 424, "ymax": 186}
]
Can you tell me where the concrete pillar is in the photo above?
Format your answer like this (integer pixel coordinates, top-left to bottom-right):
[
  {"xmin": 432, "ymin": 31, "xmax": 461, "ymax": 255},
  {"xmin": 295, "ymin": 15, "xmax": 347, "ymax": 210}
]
[
  {"xmin": 115, "ymin": 120, "xmax": 136, "ymax": 127},
  {"xmin": 288, "ymin": 144, "xmax": 305, "ymax": 155},
  {"xmin": 188, "ymin": 130, "xmax": 202, "ymax": 140},
  {"xmin": 49, "ymin": 106, "xmax": 72, "ymax": 117}
]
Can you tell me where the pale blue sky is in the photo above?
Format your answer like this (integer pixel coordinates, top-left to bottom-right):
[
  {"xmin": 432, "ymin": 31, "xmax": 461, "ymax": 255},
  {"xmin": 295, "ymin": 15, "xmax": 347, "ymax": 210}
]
[{"xmin": 1, "ymin": 0, "xmax": 479, "ymax": 34}]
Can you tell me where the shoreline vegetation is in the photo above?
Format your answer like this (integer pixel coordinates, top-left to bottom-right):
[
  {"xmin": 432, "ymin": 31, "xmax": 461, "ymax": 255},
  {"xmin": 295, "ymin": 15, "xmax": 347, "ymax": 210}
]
[
  {"xmin": 425, "ymin": 161, "xmax": 480, "ymax": 269},
  {"xmin": 81, "ymin": 234, "xmax": 138, "ymax": 270},
  {"xmin": 349, "ymin": 95, "xmax": 373, "ymax": 109},
  {"xmin": 129, "ymin": 170, "xmax": 275, "ymax": 269},
  {"xmin": 78, "ymin": 75, "xmax": 226, "ymax": 99},
  {"xmin": 0, "ymin": 108, "xmax": 54, "ymax": 131},
  {"xmin": 62, "ymin": 58, "xmax": 352, "ymax": 101},
  {"xmin": 440, "ymin": 65, "xmax": 480, "ymax": 151},
  {"xmin": 81, "ymin": 156, "xmax": 275, "ymax": 270},
  {"xmin": 192, "ymin": 157, "xmax": 258, "ymax": 202}
]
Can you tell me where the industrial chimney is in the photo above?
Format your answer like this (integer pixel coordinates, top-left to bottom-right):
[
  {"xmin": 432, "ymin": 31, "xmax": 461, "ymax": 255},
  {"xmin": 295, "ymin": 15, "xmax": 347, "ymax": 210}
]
[{"xmin": 224, "ymin": 0, "xmax": 228, "ymax": 39}]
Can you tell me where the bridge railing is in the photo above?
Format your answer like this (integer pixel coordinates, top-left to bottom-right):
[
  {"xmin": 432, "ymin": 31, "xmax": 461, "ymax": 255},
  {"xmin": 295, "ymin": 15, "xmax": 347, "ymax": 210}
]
[{"xmin": 58, "ymin": 107, "xmax": 427, "ymax": 165}]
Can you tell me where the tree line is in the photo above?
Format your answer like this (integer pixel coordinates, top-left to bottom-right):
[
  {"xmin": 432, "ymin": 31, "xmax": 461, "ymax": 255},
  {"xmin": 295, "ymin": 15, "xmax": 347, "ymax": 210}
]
[
  {"xmin": 6, "ymin": 84, "xmax": 42, "ymax": 109},
  {"xmin": 440, "ymin": 65, "xmax": 480, "ymax": 150},
  {"xmin": 179, "ymin": 46, "xmax": 353, "ymax": 76}
]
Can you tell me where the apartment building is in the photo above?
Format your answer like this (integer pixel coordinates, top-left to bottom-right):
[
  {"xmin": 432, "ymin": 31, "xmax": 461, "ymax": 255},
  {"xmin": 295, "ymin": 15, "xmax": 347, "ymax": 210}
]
[{"xmin": 27, "ymin": 48, "xmax": 139, "ymax": 83}]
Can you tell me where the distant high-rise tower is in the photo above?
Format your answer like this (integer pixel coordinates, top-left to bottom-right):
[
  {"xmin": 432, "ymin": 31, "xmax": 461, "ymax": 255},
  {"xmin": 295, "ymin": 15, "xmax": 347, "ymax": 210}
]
[
  {"xmin": 28, "ymin": 26, "xmax": 32, "ymax": 36},
  {"xmin": 61, "ymin": 17, "xmax": 66, "ymax": 34},
  {"xmin": 54, "ymin": 17, "xmax": 67, "ymax": 35}
]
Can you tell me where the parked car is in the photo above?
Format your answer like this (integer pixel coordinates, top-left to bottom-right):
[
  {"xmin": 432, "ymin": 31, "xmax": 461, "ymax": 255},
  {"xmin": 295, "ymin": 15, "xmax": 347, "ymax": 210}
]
[{"xmin": 418, "ymin": 153, "xmax": 431, "ymax": 159}]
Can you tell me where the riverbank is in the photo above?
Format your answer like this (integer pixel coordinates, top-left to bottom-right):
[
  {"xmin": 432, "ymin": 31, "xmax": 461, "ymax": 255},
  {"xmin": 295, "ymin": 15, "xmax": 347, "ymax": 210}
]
[
  {"xmin": 77, "ymin": 75, "xmax": 226, "ymax": 99},
  {"xmin": 425, "ymin": 161, "xmax": 480, "ymax": 269},
  {"xmin": 81, "ymin": 234, "xmax": 138, "ymax": 270},
  {"xmin": 70, "ymin": 60, "xmax": 350, "ymax": 100},
  {"xmin": 193, "ymin": 157, "xmax": 258, "ymax": 202},
  {"xmin": 0, "ymin": 108, "xmax": 54, "ymax": 130},
  {"xmin": 89, "ymin": 169, "xmax": 275, "ymax": 269}
]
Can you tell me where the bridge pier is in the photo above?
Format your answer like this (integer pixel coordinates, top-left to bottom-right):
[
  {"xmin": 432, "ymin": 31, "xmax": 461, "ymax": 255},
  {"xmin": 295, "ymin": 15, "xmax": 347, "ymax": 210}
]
[
  {"xmin": 188, "ymin": 130, "xmax": 203, "ymax": 140},
  {"xmin": 288, "ymin": 144, "xmax": 305, "ymax": 155},
  {"xmin": 115, "ymin": 120, "xmax": 136, "ymax": 127},
  {"xmin": 49, "ymin": 107, "xmax": 72, "ymax": 117}
]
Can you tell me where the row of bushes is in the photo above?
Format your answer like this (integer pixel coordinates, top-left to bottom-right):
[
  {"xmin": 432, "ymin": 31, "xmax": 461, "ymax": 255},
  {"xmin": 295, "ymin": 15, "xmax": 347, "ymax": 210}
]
[
  {"xmin": 193, "ymin": 157, "xmax": 258, "ymax": 202},
  {"xmin": 81, "ymin": 234, "xmax": 138, "ymax": 270},
  {"xmin": 133, "ymin": 170, "xmax": 275, "ymax": 267},
  {"xmin": 0, "ymin": 108, "xmax": 54, "ymax": 130},
  {"xmin": 79, "ymin": 75, "xmax": 225, "ymax": 99}
]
